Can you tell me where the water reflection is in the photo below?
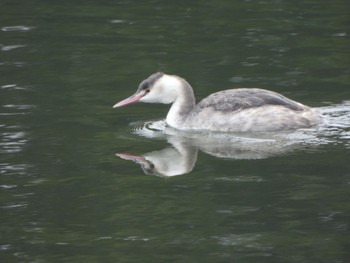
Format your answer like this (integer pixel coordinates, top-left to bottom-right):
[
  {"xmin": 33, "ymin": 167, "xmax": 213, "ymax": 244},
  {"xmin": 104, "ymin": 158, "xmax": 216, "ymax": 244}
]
[
  {"xmin": 117, "ymin": 133, "xmax": 303, "ymax": 177},
  {"xmin": 117, "ymin": 137, "xmax": 197, "ymax": 177},
  {"xmin": 117, "ymin": 101, "xmax": 350, "ymax": 176}
]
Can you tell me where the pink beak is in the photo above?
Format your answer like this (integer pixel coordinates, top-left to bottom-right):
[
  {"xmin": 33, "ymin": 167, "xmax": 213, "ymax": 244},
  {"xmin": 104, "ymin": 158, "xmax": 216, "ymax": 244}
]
[{"xmin": 113, "ymin": 93, "xmax": 143, "ymax": 108}]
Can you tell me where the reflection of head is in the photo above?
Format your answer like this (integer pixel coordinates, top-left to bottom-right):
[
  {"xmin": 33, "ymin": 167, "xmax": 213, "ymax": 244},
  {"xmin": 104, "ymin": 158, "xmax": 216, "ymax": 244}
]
[{"xmin": 117, "ymin": 141, "xmax": 198, "ymax": 177}]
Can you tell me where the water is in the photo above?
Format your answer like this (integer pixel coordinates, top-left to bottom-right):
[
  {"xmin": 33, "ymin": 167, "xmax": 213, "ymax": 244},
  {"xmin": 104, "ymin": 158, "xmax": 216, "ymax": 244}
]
[{"xmin": 1, "ymin": 0, "xmax": 350, "ymax": 262}]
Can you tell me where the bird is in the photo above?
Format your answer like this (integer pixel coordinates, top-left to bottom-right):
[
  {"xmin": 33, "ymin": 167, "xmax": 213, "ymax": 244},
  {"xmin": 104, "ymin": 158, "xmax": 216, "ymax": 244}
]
[{"xmin": 113, "ymin": 72, "xmax": 322, "ymax": 132}]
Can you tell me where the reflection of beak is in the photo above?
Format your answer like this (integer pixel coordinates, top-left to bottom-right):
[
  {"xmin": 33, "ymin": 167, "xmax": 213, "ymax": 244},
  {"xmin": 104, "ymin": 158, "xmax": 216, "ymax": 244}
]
[
  {"xmin": 116, "ymin": 152, "xmax": 156, "ymax": 176},
  {"xmin": 113, "ymin": 93, "xmax": 144, "ymax": 108},
  {"xmin": 116, "ymin": 153, "xmax": 146, "ymax": 164}
]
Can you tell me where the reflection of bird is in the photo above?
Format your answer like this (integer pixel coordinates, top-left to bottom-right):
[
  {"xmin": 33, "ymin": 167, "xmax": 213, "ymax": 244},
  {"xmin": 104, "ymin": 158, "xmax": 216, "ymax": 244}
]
[
  {"xmin": 113, "ymin": 72, "xmax": 321, "ymax": 132},
  {"xmin": 116, "ymin": 133, "xmax": 303, "ymax": 177},
  {"xmin": 117, "ymin": 138, "xmax": 197, "ymax": 177}
]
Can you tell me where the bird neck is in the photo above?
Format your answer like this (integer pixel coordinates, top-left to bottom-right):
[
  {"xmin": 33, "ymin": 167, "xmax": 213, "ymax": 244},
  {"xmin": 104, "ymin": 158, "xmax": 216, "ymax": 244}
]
[{"xmin": 166, "ymin": 77, "xmax": 196, "ymax": 128}]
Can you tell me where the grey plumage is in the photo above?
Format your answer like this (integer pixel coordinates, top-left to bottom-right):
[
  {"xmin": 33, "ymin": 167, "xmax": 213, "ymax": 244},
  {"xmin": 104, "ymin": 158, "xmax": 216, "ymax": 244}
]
[
  {"xmin": 194, "ymin": 88, "xmax": 305, "ymax": 113},
  {"xmin": 137, "ymin": 72, "xmax": 164, "ymax": 92}
]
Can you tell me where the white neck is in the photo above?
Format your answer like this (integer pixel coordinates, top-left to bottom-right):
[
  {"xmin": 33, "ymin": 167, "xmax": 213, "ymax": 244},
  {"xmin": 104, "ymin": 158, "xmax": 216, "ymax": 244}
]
[{"xmin": 164, "ymin": 75, "xmax": 196, "ymax": 129}]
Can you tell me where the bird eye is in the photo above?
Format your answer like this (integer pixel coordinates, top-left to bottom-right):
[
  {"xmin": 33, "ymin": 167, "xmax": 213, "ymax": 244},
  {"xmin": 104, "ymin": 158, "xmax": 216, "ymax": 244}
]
[{"xmin": 145, "ymin": 89, "xmax": 150, "ymax": 93}]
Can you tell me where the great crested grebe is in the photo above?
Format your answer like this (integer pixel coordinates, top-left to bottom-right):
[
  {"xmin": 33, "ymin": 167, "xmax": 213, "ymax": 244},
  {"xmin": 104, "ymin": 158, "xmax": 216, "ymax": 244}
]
[{"xmin": 113, "ymin": 72, "xmax": 321, "ymax": 132}]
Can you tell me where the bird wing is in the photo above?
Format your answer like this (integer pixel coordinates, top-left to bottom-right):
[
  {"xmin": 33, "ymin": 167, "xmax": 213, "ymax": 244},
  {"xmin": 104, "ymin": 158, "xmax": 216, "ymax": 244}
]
[{"xmin": 195, "ymin": 88, "xmax": 305, "ymax": 113}]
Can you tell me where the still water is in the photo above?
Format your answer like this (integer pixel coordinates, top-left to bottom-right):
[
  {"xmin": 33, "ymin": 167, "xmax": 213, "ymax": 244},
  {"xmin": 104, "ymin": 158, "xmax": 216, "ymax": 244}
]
[{"xmin": 1, "ymin": 0, "xmax": 350, "ymax": 262}]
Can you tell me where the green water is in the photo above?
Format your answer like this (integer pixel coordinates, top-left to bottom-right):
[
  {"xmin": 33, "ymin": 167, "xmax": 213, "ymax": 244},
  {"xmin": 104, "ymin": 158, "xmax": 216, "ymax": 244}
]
[{"xmin": 1, "ymin": 0, "xmax": 350, "ymax": 262}]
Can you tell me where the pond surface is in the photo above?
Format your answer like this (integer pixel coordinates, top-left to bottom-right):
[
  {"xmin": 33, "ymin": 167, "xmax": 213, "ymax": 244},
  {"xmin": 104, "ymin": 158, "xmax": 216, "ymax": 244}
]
[{"xmin": 1, "ymin": 0, "xmax": 350, "ymax": 262}]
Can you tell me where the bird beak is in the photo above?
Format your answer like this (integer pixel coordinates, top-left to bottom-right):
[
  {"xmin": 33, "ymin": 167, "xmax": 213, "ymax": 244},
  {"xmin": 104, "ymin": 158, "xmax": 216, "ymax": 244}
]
[{"xmin": 113, "ymin": 93, "xmax": 144, "ymax": 108}]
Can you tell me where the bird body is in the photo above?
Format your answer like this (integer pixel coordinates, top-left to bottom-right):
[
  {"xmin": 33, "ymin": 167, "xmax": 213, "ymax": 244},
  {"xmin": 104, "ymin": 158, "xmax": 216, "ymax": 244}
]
[{"xmin": 113, "ymin": 72, "xmax": 321, "ymax": 132}]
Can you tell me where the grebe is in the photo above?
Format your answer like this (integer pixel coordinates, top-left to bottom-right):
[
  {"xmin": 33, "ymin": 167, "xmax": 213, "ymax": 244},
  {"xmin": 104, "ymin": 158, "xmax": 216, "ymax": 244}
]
[{"xmin": 113, "ymin": 72, "xmax": 321, "ymax": 132}]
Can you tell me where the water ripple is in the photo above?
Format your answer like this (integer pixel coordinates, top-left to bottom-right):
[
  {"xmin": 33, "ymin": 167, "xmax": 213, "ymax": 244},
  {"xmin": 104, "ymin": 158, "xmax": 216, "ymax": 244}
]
[
  {"xmin": 0, "ymin": 132, "xmax": 28, "ymax": 153},
  {"xmin": 1, "ymin": 44, "xmax": 26, "ymax": 51},
  {"xmin": 1, "ymin": 25, "xmax": 35, "ymax": 32},
  {"xmin": 1, "ymin": 84, "xmax": 27, "ymax": 90},
  {"xmin": 3, "ymin": 104, "xmax": 35, "ymax": 110},
  {"xmin": 0, "ymin": 163, "xmax": 31, "ymax": 175}
]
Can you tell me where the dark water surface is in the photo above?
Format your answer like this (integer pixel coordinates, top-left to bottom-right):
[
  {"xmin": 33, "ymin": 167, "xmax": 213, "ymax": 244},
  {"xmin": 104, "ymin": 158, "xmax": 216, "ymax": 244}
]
[{"xmin": 1, "ymin": 0, "xmax": 350, "ymax": 262}]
